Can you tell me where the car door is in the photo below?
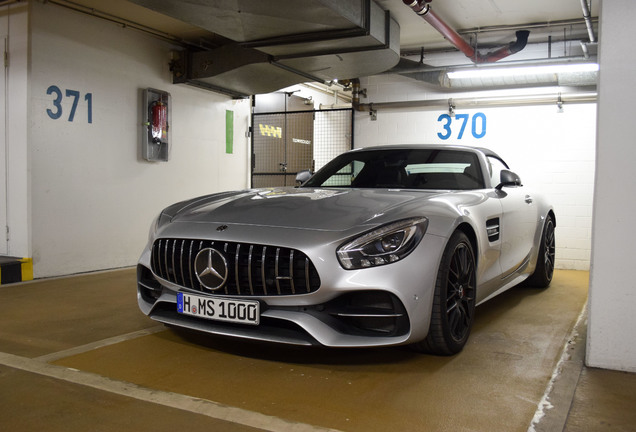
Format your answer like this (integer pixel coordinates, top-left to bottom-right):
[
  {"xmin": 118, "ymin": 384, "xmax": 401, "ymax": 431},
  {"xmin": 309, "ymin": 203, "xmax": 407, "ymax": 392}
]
[
  {"xmin": 497, "ymin": 181, "xmax": 539, "ymax": 278},
  {"xmin": 483, "ymin": 155, "xmax": 539, "ymax": 281}
]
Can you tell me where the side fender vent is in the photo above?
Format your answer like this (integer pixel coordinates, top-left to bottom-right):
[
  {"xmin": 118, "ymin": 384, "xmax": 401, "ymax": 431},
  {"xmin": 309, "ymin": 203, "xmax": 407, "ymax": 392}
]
[{"xmin": 486, "ymin": 218, "xmax": 500, "ymax": 242}]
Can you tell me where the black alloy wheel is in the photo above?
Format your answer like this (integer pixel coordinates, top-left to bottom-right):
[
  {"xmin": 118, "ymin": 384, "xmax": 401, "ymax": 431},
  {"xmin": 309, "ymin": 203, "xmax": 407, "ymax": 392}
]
[
  {"xmin": 542, "ymin": 217, "xmax": 556, "ymax": 281},
  {"xmin": 445, "ymin": 239, "xmax": 477, "ymax": 343},
  {"xmin": 526, "ymin": 216, "xmax": 555, "ymax": 288},
  {"xmin": 411, "ymin": 230, "xmax": 476, "ymax": 355}
]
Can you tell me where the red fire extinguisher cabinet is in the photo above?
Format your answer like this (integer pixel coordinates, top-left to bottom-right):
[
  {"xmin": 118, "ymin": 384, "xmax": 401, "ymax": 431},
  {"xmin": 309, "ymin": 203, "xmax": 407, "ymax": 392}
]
[{"xmin": 142, "ymin": 88, "xmax": 171, "ymax": 162}]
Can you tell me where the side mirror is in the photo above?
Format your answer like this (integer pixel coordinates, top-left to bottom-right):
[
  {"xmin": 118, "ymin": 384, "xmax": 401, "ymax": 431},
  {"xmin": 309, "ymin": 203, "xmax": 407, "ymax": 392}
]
[
  {"xmin": 295, "ymin": 170, "xmax": 312, "ymax": 186},
  {"xmin": 495, "ymin": 169, "xmax": 522, "ymax": 190}
]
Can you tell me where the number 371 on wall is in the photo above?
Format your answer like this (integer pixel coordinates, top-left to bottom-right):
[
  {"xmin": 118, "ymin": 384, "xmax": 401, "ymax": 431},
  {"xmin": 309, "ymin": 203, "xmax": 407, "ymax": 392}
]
[
  {"xmin": 46, "ymin": 85, "xmax": 93, "ymax": 124},
  {"xmin": 437, "ymin": 112, "xmax": 486, "ymax": 140}
]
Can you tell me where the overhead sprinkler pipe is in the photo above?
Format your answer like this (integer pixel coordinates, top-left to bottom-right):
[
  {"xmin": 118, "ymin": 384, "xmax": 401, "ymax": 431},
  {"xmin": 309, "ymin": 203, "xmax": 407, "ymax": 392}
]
[
  {"xmin": 402, "ymin": 0, "xmax": 530, "ymax": 63},
  {"xmin": 580, "ymin": 0, "xmax": 596, "ymax": 43},
  {"xmin": 402, "ymin": 0, "xmax": 476, "ymax": 59}
]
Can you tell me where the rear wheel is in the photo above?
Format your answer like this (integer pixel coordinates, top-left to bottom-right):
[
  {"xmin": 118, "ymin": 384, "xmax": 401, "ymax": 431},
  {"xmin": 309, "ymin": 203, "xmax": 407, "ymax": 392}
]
[
  {"xmin": 411, "ymin": 231, "xmax": 476, "ymax": 355},
  {"xmin": 525, "ymin": 216, "xmax": 555, "ymax": 288}
]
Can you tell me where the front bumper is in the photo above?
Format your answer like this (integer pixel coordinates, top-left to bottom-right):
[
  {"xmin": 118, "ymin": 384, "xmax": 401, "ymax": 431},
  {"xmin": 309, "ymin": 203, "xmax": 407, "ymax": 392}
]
[{"xmin": 137, "ymin": 233, "xmax": 446, "ymax": 348}]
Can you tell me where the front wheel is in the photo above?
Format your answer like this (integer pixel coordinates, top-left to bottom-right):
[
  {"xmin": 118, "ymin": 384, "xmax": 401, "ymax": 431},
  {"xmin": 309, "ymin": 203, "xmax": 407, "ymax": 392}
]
[{"xmin": 411, "ymin": 230, "xmax": 476, "ymax": 355}]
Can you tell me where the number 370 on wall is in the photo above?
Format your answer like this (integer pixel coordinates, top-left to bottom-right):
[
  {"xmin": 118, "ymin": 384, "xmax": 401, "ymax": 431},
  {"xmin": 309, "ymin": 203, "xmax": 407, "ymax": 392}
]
[
  {"xmin": 46, "ymin": 85, "xmax": 93, "ymax": 124},
  {"xmin": 437, "ymin": 112, "xmax": 486, "ymax": 140}
]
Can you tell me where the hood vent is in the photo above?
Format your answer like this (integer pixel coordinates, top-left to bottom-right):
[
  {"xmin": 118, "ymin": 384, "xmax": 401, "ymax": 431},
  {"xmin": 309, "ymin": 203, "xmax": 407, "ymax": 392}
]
[{"xmin": 128, "ymin": 0, "xmax": 400, "ymax": 97}]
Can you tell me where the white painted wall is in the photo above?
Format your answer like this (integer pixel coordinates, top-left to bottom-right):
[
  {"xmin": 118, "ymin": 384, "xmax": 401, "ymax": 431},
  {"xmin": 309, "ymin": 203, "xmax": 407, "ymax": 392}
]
[
  {"xmin": 355, "ymin": 74, "xmax": 596, "ymax": 271},
  {"xmin": 587, "ymin": 0, "xmax": 636, "ymax": 372},
  {"xmin": 1, "ymin": 7, "xmax": 8, "ymax": 256},
  {"xmin": 4, "ymin": 3, "xmax": 30, "ymax": 259},
  {"xmin": 28, "ymin": 2, "xmax": 250, "ymax": 277}
]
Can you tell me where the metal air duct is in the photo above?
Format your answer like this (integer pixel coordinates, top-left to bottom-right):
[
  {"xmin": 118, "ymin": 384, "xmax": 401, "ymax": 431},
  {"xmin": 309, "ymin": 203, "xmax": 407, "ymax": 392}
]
[
  {"xmin": 390, "ymin": 55, "xmax": 598, "ymax": 90},
  {"xmin": 129, "ymin": 0, "xmax": 401, "ymax": 97}
]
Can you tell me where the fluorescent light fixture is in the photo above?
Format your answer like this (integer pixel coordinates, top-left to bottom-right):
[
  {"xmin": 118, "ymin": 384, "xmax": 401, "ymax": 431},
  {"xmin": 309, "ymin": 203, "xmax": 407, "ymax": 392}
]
[{"xmin": 447, "ymin": 63, "xmax": 599, "ymax": 80}]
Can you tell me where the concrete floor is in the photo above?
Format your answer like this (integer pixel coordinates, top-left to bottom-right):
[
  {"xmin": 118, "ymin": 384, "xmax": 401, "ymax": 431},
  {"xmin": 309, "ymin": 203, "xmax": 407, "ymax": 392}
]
[{"xmin": 0, "ymin": 269, "xmax": 634, "ymax": 431}]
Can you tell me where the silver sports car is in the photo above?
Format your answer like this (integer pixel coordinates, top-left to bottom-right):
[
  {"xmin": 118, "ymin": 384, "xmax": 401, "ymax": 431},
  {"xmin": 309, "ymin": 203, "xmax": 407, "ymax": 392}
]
[{"xmin": 137, "ymin": 145, "xmax": 555, "ymax": 355}]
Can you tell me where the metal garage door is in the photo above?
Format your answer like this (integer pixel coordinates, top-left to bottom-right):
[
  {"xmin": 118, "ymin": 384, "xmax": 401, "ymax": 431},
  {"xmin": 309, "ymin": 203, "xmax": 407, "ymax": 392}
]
[{"xmin": 252, "ymin": 108, "xmax": 353, "ymax": 188}]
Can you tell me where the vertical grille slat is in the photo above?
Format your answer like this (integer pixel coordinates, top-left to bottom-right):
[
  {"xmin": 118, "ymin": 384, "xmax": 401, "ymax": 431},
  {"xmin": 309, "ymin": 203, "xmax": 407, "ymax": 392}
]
[
  {"xmin": 150, "ymin": 239, "xmax": 320, "ymax": 296},
  {"xmin": 289, "ymin": 250, "xmax": 296, "ymax": 294},
  {"xmin": 152, "ymin": 240, "xmax": 161, "ymax": 279},
  {"xmin": 261, "ymin": 246, "xmax": 268, "ymax": 296},
  {"xmin": 171, "ymin": 240, "xmax": 177, "ymax": 282},
  {"xmin": 275, "ymin": 248, "xmax": 282, "ymax": 295},
  {"xmin": 235, "ymin": 243, "xmax": 241, "ymax": 295},
  {"xmin": 305, "ymin": 258, "xmax": 311, "ymax": 293},
  {"xmin": 187, "ymin": 240, "xmax": 195, "ymax": 289},
  {"xmin": 177, "ymin": 240, "xmax": 184, "ymax": 286},
  {"xmin": 197, "ymin": 241, "xmax": 205, "ymax": 291},
  {"xmin": 248, "ymin": 245, "xmax": 255, "ymax": 295},
  {"xmin": 222, "ymin": 242, "xmax": 230, "ymax": 295},
  {"xmin": 163, "ymin": 240, "xmax": 169, "ymax": 281}
]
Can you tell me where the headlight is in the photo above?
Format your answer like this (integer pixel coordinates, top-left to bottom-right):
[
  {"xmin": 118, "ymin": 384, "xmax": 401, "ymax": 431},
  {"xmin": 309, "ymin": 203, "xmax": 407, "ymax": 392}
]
[{"xmin": 337, "ymin": 217, "xmax": 428, "ymax": 270}]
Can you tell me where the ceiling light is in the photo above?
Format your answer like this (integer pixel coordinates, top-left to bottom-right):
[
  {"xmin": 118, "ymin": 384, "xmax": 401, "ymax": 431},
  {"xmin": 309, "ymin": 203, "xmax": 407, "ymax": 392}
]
[{"xmin": 447, "ymin": 63, "xmax": 599, "ymax": 80}]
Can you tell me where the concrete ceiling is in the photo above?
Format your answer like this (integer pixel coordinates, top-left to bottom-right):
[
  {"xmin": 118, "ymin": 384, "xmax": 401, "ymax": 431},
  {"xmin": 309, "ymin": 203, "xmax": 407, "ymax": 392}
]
[
  {"xmin": 380, "ymin": 0, "xmax": 598, "ymax": 50},
  {"xmin": 58, "ymin": 0, "xmax": 598, "ymax": 52},
  {"xmin": 50, "ymin": 0, "xmax": 599, "ymax": 94}
]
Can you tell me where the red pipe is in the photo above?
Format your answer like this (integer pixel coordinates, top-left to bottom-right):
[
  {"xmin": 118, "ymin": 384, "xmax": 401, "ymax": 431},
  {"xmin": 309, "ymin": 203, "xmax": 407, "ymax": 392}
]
[{"xmin": 402, "ymin": 0, "xmax": 529, "ymax": 64}]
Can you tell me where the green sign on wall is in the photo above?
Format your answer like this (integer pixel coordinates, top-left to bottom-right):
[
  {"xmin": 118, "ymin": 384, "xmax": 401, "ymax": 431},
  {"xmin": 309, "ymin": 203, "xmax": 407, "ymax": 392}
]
[{"xmin": 226, "ymin": 110, "xmax": 234, "ymax": 154}]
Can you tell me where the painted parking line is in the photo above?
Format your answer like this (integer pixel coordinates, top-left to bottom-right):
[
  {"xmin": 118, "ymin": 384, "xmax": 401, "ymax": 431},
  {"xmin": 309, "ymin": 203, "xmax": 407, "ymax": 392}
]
[
  {"xmin": 35, "ymin": 325, "xmax": 167, "ymax": 363},
  {"xmin": 0, "ymin": 350, "xmax": 342, "ymax": 432}
]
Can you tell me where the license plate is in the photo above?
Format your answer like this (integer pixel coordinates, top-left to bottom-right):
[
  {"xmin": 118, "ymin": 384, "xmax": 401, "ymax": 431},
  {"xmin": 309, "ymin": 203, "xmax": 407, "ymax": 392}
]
[{"xmin": 177, "ymin": 292, "xmax": 260, "ymax": 325}]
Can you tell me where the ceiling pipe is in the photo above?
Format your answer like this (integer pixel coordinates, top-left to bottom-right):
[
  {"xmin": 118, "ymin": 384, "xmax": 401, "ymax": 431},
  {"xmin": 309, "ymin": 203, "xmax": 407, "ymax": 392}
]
[
  {"xmin": 403, "ymin": 0, "xmax": 475, "ymax": 60},
  {"xmin": 354, "ymin": 91, "xmax": 598, "ymax": 112},
  {"xmin": 579, "ymin": 0, "xmax": 596, "ymax": 59},
  {"xmin": 402, "ymin": 0, "xmax": 529, "ymax": 63},
  {"xmin": 580, "ymin": 0, "xmax": 596, "ymax": 43},
  {"xmin": 479, "ymin": 30, "xmax": 530, "ymax": 62}
]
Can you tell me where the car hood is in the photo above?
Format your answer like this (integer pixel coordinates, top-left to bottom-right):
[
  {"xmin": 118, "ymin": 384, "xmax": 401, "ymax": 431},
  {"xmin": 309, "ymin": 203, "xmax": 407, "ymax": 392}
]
[{"xmin": 166, "ymin": 187, "xmax": 443, "ymax": 232}]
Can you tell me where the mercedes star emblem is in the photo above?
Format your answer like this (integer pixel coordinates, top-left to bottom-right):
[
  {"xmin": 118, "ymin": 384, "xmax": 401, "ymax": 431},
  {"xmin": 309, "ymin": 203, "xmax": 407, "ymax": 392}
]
[{"xmin": 194, "ymin": 248, "xmax": 228, "ymax": 290}]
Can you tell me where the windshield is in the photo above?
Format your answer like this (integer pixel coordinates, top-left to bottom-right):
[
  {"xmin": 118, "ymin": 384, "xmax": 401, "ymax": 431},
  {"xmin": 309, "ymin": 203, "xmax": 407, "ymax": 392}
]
[{"xmin": 303, "ymin": 148, "xmax": 485, "ymax": 190}]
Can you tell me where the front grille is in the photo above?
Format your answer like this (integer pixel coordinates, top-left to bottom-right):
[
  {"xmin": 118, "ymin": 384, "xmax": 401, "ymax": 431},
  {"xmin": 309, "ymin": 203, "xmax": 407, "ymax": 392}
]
[{"xmin": 151, "ymin": 238, "xmax": 321, "ymax": 296}]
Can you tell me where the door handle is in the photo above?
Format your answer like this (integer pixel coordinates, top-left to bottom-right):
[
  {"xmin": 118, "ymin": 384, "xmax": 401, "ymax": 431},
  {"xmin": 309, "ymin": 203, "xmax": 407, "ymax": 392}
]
[{"xmin": 525, "ymin": 195, "xmax": 533, "ymax": 204}]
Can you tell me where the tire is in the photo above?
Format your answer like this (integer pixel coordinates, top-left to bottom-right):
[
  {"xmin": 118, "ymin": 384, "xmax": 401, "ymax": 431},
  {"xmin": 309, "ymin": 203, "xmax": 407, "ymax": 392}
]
[
  {"xmin": 411, "ymin": 230, "xmax": 477, "ymax": 355},
  {"xmin": 525, "ymin": 216, "xmax": 555, "ymax": 288}
]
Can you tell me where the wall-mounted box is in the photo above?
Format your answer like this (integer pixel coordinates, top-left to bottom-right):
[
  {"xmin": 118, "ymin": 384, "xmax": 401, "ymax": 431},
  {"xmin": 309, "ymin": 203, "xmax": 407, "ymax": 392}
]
[{"xmin": 142, "ymin": 88, "xmax": 171, "ymax": 162}]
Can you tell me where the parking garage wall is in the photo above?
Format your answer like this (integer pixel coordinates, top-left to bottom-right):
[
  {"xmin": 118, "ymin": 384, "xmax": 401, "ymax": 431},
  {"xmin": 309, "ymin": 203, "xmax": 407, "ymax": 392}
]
[
  {"xmin": 2, "ymin": 3, "xmax": 29, "ymax": 260},
  {"xmin": 587, "ymin": 0, "xmax": 636, "ymax": 373},
  {"xmin": 354, "ymin": 75, "xmax": 596, "ymax": 271},
  {"xmin": 28, "ymin": 2, "xmax": 251, "ymax": 278}
]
